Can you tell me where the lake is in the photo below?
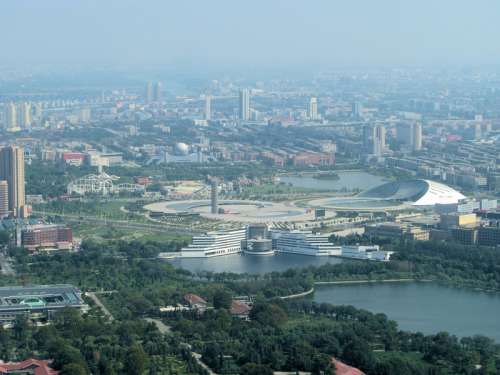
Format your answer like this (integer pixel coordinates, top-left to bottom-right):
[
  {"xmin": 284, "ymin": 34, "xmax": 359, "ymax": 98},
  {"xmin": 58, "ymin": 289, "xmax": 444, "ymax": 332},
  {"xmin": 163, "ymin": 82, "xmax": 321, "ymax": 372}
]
[
  {"xmin": 313, "ymin": 282, "xmax": 500, "ymax": 341},
  {"xmin": 280, "ymin": 171, "xmax": 387, "ymax": 191},
  {"xmin": 167, "ymin": 253, "xmax": 343, "ymax": 274}
]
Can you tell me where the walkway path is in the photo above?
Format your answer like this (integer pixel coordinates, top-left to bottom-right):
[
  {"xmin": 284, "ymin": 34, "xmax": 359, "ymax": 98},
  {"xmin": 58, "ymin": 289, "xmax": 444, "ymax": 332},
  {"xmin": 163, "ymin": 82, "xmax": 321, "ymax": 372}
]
[
  {"xmin": 86, "ymin": 292, "xmax": 115, "ymax": 321},
  {"xmin": 144, "ymin": 318, "xmax": 171, "ymax": 334},
  {"xmin": 280, "ymin": 287, "xmax": 315, "ymax": 300},
  {"xmin": 144, "ymin": 318, "xmax": 217, "ymax": 374}
]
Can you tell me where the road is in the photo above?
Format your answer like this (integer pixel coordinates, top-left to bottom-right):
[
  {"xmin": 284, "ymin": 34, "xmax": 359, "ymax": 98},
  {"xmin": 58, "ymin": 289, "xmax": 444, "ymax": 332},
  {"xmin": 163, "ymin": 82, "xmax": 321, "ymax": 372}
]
[{"xmin": 86, "ymin": 292, "xmax": 115, "ymax": 321}]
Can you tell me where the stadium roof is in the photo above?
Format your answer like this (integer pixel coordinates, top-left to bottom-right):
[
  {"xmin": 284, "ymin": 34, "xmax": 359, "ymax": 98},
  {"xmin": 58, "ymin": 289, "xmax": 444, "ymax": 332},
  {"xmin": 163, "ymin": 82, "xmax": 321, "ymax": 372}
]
[{"xmin": 359, "ymin": 179, "xmax": 465, "ymax": 206}]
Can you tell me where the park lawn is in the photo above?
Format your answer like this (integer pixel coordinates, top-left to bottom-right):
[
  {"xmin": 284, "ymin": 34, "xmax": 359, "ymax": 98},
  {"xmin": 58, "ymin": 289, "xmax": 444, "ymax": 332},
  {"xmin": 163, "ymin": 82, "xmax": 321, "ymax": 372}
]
[{"xmin": 73, "ymin": 222, "xmax": 191, "ymax": 244}]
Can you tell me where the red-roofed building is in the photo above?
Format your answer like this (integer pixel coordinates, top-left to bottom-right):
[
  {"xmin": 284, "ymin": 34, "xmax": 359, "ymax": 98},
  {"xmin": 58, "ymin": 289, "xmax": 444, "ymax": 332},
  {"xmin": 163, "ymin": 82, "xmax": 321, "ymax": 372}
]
[
  {"xmin": 332, "ymin": 358, "xmax": 365, "ymax": 375},
  {"xmin": 0, "ymin": 359, "xmax": 59, "ymax": 375},
  {"xmin": 61, "ymin": 152, "xmax": 85, "ymax": 166},
  {"xmin": 230, "ymin": 300, "xmax": 251, "ymax": 320},
  {"xmin": 184, "ymin": 293, "xmax": 207, "ymax": 310}
]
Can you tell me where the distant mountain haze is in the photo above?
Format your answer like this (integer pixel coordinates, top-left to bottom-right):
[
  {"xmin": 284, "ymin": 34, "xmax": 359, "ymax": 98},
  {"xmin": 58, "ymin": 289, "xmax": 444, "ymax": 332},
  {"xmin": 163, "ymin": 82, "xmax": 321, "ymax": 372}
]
[{"xmin": 1, "ymin": 0, "xmax": 499, "ymax": 68}]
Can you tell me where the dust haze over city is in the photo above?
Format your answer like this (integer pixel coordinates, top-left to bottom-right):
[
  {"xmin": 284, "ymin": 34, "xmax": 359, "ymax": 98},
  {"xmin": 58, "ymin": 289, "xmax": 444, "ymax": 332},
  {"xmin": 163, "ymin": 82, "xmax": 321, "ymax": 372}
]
[{"xmin": 1, "ymin": 1, "xmax": 500, "ymax": 375}]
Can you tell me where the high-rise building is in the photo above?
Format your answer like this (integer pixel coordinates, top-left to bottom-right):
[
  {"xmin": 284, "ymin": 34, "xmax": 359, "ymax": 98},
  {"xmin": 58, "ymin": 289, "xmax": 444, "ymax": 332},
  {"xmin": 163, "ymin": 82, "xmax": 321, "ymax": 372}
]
[
  {"xmin": 4, "ymin": 103, "xmax": 18, "ymax": 131},
  {"xmin": 363, "ymin": 124, "xmax": 385, "ymax": 156},
  {"xmin": 309, "ymin": 97, "xmax": 318, "ymax": 120},
  {"xmin": 33, "ymin": 102, "xmax": 43, "ymax": 120},
  {"xmin": 205, "ymin": 95, "xmax": 212, "ymax": 120},
  {"xmin": 0, "ymin": 180, "xmax": 8, "ymax": 218},
  {"xmin": 79, "ymin": 108, "xmax": 91, "ymax": 123},
  {"xmin": 352, "ymin": 101, "xmax": 362, "ymax": 119},
  {"xmin": 413, "ymin": 122, "xmax": 422, "ymax": 151},
  {"xmin": 239, "ymin": 89, "xmax": 250, "ymax": 121},
  {"xmin": 145, "ymin": 82, "xmax": 154, "ymax": 103},
  {"xmin": 373, "ymin": 124, "xmax": 386, "ymax": 156},
  {"xmin": 0, "ymin": 146, "xmax": 27, "ymax": 217},
  {"xmin": 397, "ymin": 122, "xmax": 422, "ymax": 151},
  {"xmin": 153, "ymin": 82, "xmax": 162, "ymax": 102},
  {"xmin": 19, "ymin": 102, "xmax": 31, "ymax": 129},
  {"xmin": 363, "ymin": 125, "xmax": 375, "ymax": 151}
]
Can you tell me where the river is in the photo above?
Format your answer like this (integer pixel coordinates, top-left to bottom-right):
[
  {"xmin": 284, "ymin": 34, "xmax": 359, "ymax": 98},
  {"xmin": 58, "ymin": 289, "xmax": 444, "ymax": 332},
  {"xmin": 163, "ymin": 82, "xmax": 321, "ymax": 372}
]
[
  {"xmin": 280, "ymin": 171, "xmax": 387, "ymax": 191},
  {"xmin": 313, "ymin": 282, "xmax": 500, "ymax": 341},
  {"xmin": 167, "ymin": 253, "xmax": 343, "ymax": 274}
]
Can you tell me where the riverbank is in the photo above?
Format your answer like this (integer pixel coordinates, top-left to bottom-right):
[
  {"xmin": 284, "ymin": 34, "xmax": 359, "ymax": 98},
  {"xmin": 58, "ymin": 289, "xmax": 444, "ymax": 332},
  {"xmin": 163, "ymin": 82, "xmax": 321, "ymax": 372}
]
[
  {"xmin": 314, "ymin": 278, "xmax": 432, "ymax": 285},
  {"xmin": 312, "ymin": 280, "xmax": 500, "ymax": 341},
  {"xmin": 278, "ymin": 278, "xmax": 432, "ymax": 300}
]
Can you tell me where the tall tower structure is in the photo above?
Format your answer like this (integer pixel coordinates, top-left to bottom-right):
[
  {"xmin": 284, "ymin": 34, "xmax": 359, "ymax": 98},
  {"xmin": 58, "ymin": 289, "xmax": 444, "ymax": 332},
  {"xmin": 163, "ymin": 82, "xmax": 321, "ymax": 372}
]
[
  {"xmin": 239, "ymin": 89, "xmax": 250, "ymax": 121},
  {"xmin": 0, "ymin": 146, "xmax": 26, "ymax": 217},
  {"xmin": 0, "ymin": 180, "xmax": 8, "ymax": 218},
  {"xmin": 205, "ymin": 95, "xmax": 212, "ymax": 120},
  {"xmin": 309, "ymin": 97, "xmax": 318, "ymax": 120},
  {"xmin": 210, "ymin": 179, "xmax": 218, "ymax": 214}
]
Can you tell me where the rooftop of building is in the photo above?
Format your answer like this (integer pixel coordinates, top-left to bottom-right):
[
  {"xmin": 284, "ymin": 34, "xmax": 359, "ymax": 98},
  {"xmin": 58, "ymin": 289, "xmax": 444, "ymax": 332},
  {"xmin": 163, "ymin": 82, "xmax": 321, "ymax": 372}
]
[
  {"xmin": 230, "ymin": 300, "xmax": 251, "ymax": 316},
  {"xmin": 359, "ymin": 179, "xmax": 465, "ymax": 206},
  {"xmin": 0, "ymin": 358, "xmax": 59, "ymax": 375},
  {"xmin": 0, "ymin": 284, "xmax": 85, "ymax": 310},
  {"xmin": 184, "ymin": 293, "xmax": 207, "ymax": 306},
  {"xmin": 332, "ymin": 358, "xmax": 365, "ymax": 375}
]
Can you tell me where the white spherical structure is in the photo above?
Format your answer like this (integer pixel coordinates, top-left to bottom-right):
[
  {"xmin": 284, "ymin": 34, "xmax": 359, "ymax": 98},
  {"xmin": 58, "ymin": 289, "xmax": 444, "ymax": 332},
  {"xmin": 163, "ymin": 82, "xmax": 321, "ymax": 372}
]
[{"xmin": 174, "ymin": 142, "xmax": 190, "ymax": 156}]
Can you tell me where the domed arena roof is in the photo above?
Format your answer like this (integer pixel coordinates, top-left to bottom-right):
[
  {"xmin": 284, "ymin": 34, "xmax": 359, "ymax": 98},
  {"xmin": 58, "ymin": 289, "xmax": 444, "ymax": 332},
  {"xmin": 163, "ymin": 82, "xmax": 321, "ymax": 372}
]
[{"xmin": 359, "ymin": 179, "xmax": 465, "ymax": 206}]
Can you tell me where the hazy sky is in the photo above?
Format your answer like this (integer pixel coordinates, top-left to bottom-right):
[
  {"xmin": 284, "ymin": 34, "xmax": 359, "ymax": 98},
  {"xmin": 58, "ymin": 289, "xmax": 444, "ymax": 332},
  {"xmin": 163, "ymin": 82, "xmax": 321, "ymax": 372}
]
[{"xmin": 2, "ymin": 0, "xmax": 500, "ymax": 69}]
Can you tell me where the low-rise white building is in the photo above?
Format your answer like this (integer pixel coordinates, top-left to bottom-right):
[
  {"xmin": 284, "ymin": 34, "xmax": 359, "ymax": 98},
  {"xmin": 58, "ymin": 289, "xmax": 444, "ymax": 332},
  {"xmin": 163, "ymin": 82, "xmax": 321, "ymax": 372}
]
[
  {"xmin": 181, "ymin": 228, "xmax": 246, "ymax": 257},
  {"xmin": 271, "ymin": 230, "xmax": 341, "ymax": 256},
  {"xmin": 341, "ymin": 245, "xmax": 393, "ymax": 261}
]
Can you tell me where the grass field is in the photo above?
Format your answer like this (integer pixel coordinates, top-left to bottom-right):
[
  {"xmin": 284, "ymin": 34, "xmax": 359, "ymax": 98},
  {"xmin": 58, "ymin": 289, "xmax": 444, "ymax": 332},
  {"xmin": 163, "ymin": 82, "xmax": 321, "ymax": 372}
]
[{"xmin": 72, "ymin": 222, "xmax": 191, "ymax": 243}]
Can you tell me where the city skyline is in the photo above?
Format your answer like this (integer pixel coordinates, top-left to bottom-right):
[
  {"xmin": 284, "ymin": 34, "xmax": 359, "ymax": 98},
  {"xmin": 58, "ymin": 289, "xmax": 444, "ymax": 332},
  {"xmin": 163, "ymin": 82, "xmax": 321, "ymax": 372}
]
[{"xmin": 1, "ymin": 3, "xmax": 500, "ymax": 374}]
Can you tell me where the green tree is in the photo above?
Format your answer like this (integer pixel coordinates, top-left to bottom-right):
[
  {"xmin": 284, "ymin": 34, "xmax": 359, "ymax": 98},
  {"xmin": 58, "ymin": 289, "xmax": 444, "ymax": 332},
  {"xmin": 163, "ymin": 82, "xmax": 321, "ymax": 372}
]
[
  {"xmin": 125, "ymin": 345, "xmax": 150, "ymax": 375},
  {"xmin": 240, "ymin": 363, "xmax": 273, "ymax": 375},
  {"xmin": 249, "ymin": 302, "xmax": 287, "ymax": 328},
  {"xmin": 213, "ymin": 289, "xmax": 232, "ymax": 310},
  {"xmin": 60, "ymin": 363, "xmax": 88, "ymax": 375},
  {"xmin": 0, "ymin": 230, "xmax": 10, "ymax": 246}
]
